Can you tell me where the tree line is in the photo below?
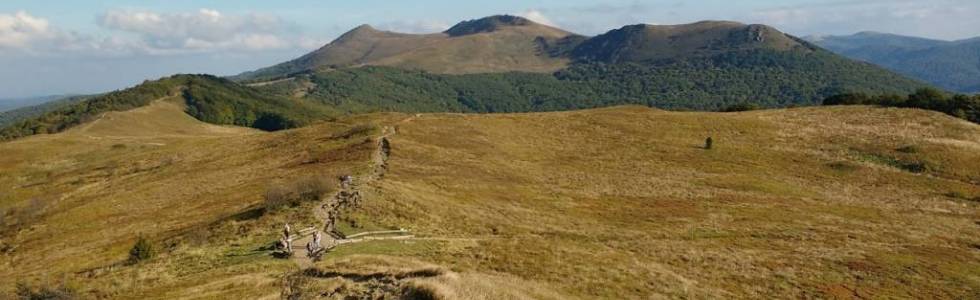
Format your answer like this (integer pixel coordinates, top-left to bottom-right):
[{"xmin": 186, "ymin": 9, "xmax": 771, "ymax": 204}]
[{"xmin": 823, "ymin": 88, "xmax": 980, "ymax": 123}]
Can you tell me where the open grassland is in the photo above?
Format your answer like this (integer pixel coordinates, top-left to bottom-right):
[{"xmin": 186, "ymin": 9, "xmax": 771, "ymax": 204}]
[
  {"xmin": 1, "ymin": 102, "xmax": 978, "ymax": 299},
  {"xmin": 0, "ymin": 99, "xmax": 382, "ymax": 298},
  {"xmin": 345, "ymin": 105, "xmax": 980, "ymax": 299}
]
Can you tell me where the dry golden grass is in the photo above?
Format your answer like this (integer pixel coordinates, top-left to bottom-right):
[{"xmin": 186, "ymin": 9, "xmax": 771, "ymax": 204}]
[
  {"xmin": 0, "ymin": 100, "xmax": 380, "ymax": 297},
  {"xmin": 352, "ymin": 105, "xmax": 980, "ymax": 299},
  {"xmin": 2, "ymin": 103, "xmax": 978, "ymax": 299}
]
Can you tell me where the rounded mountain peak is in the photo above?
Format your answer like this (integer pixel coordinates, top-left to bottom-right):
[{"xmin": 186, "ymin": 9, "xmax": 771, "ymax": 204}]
[{"xmin": 444, "ymin": 15, "xmax": 539, "ymax": 36}]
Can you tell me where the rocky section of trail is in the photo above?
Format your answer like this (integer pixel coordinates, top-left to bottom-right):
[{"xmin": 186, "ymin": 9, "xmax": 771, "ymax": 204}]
[{"xmin": 286, "ymin": 123, "xmax": 409, "ymax": 268}]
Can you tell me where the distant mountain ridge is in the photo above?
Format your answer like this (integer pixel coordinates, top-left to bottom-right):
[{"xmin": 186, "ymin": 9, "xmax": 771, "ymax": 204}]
[
  {"xmin": 236, "ymin": 16, "xmax": 832, "ymax": 81},
  {"xmin": 806, "ymin": 32, "xmax": 980, "ymax": 93},
  {"xmin": 0, "ymin": 95, "xmax": 78, "ymax": 112},
  {"xmin": 571, "ymin": 21, "xmax": 812, "ymax": 64},
  {"xmin": 3, "ymin": 16, "xmax": 932, "ymax": 141},
  {"xmin": 238, "ymin": 15, "xmax": 925, "ymax": 112},
  {"xmin": 233, "ymin": 15, "xmax": 579, "ymax": 81}
]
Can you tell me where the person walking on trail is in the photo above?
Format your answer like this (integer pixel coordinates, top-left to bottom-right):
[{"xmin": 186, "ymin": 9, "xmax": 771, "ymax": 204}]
[
  {"xmin": 313, "ymin": 231, "xmax": 322, "ymax": 249},
  {"xmin": 307, "ymin": 239, "xmax": 322, "ymax": 258},
  {"xmin": 280, "ymin": 236, "xmax": 292, "ymax": 254},
  {"xmin": 281, "ymin": 223, "xmax": 293, "ymax": 254}
]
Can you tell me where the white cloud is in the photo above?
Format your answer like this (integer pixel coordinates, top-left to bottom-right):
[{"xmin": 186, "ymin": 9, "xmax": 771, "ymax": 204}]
[
  {"xmin": 518, "ymin": 9, "xmax": 557, "ymax": 27},
  {"xmin": 0, "ymin": 11, "xmax": 55, "ymax": 49},
  {"xmin": 97, "ymin": 8, "xmax": 294, "ymax": 52},
  {"xmin": 0, "ymin": 9, "xmax": 327, "ymax": 57}
]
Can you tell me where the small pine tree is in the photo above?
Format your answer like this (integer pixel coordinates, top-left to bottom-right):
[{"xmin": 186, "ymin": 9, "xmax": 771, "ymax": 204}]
[{"xmin": 128, "ymin": 234, "xmax": 154, "ymax": 264}]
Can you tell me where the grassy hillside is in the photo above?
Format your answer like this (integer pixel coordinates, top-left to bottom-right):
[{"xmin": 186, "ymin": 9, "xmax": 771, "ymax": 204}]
[
  {"xmin": 2, "ymin": 104, "xmax": 978, "ymax": 298},
  {"xmin": 0, "ymin": 75, "xmax": 328, "ymax": 141},
  {"xmin": 0, "ymin": 101, "xmax": 376, "ymax": 298},
  {"xmin": 234, "ymin": 16, "xmax": 577, "ymax": 82},
  {"xmin": 347, "ymin": 106, "xmax": 980, "ymax": 298}
]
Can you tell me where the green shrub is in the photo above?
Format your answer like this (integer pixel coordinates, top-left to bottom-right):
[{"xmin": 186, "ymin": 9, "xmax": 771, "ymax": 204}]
[
  {"xmin": 264, "ymin": 176, "xmax": 334, "ymax": 211},
  {"xmin": 331, "ymin": 124, "xmax": 376, "ymax": 139},
  {"xmin": 128, "ymin": 234, "xmax": 154, "ymax": 264},
  {"xmin": 896, "ymin": 145, "xmax": 920, "ymax": 153},
  {"xmin": 721, "ymin": 103, "xmax": 761, "ymax": 112}
]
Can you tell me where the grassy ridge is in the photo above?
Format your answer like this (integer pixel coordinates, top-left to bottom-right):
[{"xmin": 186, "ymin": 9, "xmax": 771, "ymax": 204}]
[
  {"xmin": 359, "ymin": 106, "xmax": 980, "ymax": 298},
  {"xmin": 0, "ymin": 75, "xmax": 323, "ymax": 141}
]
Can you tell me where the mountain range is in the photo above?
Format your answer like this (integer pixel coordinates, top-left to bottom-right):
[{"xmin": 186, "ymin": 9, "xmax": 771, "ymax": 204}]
[
  {"xmin": 234, "ymin": 16, "xmax": 925, "ymax": 113},
  {"xmin": 806, "ymin": 32, "xmax": 980, "ymax": 93},
  {"xmin": 3, "ymin": 14, "xmax": 980, "ymax": 300},
  {"xmin": 2, "ymin": 15, "xmax": 931, "ymax": 141}
]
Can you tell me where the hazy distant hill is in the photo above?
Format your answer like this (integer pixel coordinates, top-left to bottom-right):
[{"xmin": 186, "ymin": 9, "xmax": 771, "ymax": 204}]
[
  {"xmin": 0, "ymin": 95, "xmax": 90, "ymax": 128},
  {"xmin": 807, "ymin": 32, "xmax": 980, "ymax": 93},
  {"xmin": 0, "ymin": 95, "xmax": 78, "ymax": 112}
]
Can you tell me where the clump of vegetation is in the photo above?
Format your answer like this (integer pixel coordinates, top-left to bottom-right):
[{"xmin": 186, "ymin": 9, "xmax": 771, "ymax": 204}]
[
  {"xmin": 721, "ymin": 103, "xmax": 762, "ymax": 112},
  {"xmin": 854, "ymin": 151, "xmax": 929, "ymax": 174},
  {"xmin": 264, "ymin": 176, "xmax": 334, "ymax": 211},
  {"xmin": 181, "ymin": 75, "xmax": 321, "ymax": 131},
  {"xmin": 704, "ymin": 137, "xmax": 714, "ymax": 150},
  {"xmin": 15, "ymin": 281, "xmax": 76, "ymax": 300},
  {"xmin": 827, "ymin": 161, "xmax": 860, "ymax": 172},
  {"xmin": 331, "ymin": 124, "xmax": 376, "ymax": 139},
  {"xmin": 895, "ymin": 145, "xmax": 920, "ymax": 153},
  {"xmin": 823, "ymin": 88, "xmax": 980, "ymax": 124},
  {"xmin": 0, "ymin": 198, "xmax": 48, "ymax": 237},
  {"xmin": 128, "ymin": 234, "xmax": 155, "ymax": 264}
]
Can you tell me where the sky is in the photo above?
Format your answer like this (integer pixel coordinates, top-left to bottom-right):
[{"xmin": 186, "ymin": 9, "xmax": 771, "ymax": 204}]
[{"xmin": 1, "ymin": 0, "xmax": 979, "ymax": 99}]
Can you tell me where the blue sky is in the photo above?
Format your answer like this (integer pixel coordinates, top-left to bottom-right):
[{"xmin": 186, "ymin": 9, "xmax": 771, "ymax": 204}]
[{"xmin": 1, "ymin": 0, "xmax": 979, "ymax": 99}]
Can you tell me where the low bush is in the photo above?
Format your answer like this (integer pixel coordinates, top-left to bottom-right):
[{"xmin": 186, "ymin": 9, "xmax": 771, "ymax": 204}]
[
  {"xmin": 331, "ymin": 124, "xmax": 376, "ymax": 139},
  {"xmin": 128, "ymin": 234, "xmax": 154, "ymax": 264},
  {"xmin": 264, "ymin": 176, "xmax": 334, "ymax": 211}
]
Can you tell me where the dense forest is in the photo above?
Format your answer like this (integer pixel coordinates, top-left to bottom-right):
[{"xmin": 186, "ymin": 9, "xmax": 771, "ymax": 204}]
[
  {"xmin": 823, "ymin": 88, "xmax": 980, "ymax": 124},
  {"xmin": 257, "ymin": 50, "xmax": 928, "ymax": 114}
]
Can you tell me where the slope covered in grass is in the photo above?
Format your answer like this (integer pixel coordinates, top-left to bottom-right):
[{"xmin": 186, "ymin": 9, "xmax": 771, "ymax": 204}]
[
  {"xmin": 0, "ymin": 102, "xmax": 379, "ymax": 298},
  {"xmin": 339, "ymin": 106, "xmax": 980, "ymax": 298},
  {"xmin": 3, "ymin": 104, "xmax": 977, "ymax": 298}
]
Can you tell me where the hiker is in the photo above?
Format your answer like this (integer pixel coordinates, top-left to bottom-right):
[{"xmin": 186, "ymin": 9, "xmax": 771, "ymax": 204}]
[
  {"xmin": 340, "ymin": 175, "xmax": 353, "ymax": 189},
  {"xmin": 313, "ymin": 231, "xmax": 322, "ymax": 249},
  {"xmin": 280, "ymin": 236, "xmax": 292, "ymax": 254},
  {"xmin": 306, "ymin": 241, "xmax": 315, "ymax": 257},
  {"xmin": 283, "ymin": 223, "xmax": 291, "ymax": 240}
]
